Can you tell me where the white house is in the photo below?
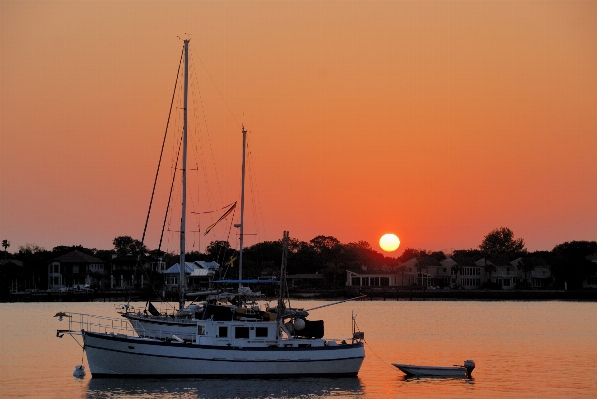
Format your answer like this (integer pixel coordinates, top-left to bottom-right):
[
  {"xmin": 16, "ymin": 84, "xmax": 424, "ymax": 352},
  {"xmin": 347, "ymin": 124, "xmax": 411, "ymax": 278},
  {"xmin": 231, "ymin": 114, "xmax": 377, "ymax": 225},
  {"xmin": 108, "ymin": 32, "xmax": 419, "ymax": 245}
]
[{"xmin": 163, "ymin": 261, "xmax": 220, "ymax": 291}]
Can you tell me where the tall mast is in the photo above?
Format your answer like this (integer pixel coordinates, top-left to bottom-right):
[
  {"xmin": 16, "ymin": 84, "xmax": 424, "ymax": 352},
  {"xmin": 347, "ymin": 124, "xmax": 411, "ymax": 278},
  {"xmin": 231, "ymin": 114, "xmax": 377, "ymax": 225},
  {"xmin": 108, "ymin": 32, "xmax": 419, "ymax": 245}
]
[
  {"xmin": 238, "ymin": 126, "xmax": 247, "ymax": 285},
  {"xmin": 277, "ymin": 231, "xmax": 289, "ymax": 321},
  {"xmin": 179, "ymin": 39, "xmax": 189, "ymax": 311}
]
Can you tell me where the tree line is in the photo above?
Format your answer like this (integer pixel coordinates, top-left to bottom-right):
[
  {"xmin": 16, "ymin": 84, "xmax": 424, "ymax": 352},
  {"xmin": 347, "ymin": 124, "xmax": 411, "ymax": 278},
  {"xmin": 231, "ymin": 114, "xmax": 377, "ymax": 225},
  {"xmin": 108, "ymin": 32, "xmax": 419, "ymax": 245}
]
[{"xmin": 2, "ymin": 227, "xmax": 596, "ymax": 294}]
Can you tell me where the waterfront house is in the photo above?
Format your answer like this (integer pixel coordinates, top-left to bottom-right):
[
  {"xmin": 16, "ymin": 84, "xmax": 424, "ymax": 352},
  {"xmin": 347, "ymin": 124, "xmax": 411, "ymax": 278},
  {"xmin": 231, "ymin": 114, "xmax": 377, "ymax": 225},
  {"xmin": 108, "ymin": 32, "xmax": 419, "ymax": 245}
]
[
  {"xmin": 511, "ymin": 257, "xmax": 553, "ymax": 288},
  {"xmin": 48, "ymin": 250, "xmax": 105, "ymax": 290},
  {"xmin": 443, "ymin": 256, "xmax": 484, "ymax": 289},
  {"xmin": 484, "ymin": 256, "xmax": 518, "ymax": 289},
  {"xmin": 163, "ymin": 261, "xmax": 219, "ymax": 291}
]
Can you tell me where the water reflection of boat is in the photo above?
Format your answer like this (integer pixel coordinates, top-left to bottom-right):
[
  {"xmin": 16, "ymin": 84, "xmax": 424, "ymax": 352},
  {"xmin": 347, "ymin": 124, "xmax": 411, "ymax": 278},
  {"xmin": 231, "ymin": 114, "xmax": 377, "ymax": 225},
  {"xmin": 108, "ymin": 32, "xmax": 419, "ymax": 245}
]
[
  {"xmin": 86, "ymin": 376, "xmax": 364, "ymax": 399},
  {"xmin": 393, "ymin": 360, "xmax": 475, "ymax": 378}
]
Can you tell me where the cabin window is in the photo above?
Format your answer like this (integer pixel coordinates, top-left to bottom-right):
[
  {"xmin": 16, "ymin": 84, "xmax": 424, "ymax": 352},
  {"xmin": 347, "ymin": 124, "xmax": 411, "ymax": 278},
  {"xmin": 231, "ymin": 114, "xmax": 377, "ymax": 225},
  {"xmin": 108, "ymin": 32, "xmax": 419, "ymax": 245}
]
[
  {"xmin": 197, "ymin": 325, "xmax": 205, "ymax": 335},
  {"xmin": 351, "ymin": 277, "xmax": 360, "ymax": 286},
  {"xmin": 218, "ymin": 326, "xmax": 228, "ymax": 338},
  {"xmin": 256, "ymin": 327, "xmax": 268, "ymax": 338},
  {"xmin": 380, "ymin": 277, "xmax": 389, "ymax": 286},
  {"xmin": 72, "ymin": 265, "xmax": 79, "ymax": 273},
  {"xmin": 235, "ymin": 327, "xmax": 250, "ymax": 339}
]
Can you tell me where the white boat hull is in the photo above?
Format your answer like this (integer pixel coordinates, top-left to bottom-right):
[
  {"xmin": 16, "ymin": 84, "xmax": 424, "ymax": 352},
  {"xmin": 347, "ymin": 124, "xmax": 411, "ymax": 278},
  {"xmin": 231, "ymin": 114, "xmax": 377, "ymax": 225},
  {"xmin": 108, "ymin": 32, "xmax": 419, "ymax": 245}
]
[
  {"xmin": 392, "ymin": 364, "xmax": 469, "ymax": 377},
  {"xmin": 83, "ymin": 331, "xmax": 365, "ymax": 377}
]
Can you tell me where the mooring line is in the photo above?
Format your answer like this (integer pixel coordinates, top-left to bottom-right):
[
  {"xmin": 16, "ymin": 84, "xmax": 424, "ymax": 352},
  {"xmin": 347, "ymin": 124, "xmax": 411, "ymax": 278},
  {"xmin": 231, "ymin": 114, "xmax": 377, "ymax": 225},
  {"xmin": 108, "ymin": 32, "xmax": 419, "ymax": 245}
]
[{"xmin": 363, "ymin": 338, "xmax": 400, "ymax": 372}]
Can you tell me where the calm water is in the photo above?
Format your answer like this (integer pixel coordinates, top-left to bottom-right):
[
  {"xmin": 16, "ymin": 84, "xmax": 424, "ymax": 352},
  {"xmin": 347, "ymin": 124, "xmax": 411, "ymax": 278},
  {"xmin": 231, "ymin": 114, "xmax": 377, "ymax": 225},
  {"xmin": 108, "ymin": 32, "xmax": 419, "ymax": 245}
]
[{"xmin": 1, "ymin": 300, "xmax": 596, "ymax": 398}]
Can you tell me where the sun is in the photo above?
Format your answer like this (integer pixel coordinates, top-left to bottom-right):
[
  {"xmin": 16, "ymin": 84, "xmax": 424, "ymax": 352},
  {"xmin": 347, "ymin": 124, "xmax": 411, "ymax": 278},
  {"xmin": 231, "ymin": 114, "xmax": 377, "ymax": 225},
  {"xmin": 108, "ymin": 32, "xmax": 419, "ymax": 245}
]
[{"xmin": 379, "ymin": 233, "xmax": 400, "ymax": 252}]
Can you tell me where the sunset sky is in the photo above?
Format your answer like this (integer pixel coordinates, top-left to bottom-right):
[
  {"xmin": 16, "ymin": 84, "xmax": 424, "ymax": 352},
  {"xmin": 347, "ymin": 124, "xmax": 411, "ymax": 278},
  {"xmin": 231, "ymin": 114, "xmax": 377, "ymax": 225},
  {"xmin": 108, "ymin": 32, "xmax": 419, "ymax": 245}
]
[{"xmin": 1, "ymin": 1, "xmax": 596, "ymax": 257}]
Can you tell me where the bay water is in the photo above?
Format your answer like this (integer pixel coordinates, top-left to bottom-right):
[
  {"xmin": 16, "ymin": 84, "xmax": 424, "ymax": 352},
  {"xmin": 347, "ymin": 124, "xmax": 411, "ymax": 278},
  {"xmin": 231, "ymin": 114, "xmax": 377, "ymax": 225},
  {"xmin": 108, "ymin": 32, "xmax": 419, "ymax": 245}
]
[{"xmin": 1, "ymin": 300, "xmax": 595, "ymax": 398}]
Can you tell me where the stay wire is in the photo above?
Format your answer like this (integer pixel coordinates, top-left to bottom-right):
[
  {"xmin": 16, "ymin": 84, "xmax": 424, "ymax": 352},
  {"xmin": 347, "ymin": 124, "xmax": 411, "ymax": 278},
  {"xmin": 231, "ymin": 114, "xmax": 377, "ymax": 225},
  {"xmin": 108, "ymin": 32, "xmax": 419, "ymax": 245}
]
[
  {"xmin": 196, "ymin": 55, "xmax": 241, "ymax": 128},
  {"xmin": 129, "ymin": 46, "xmax": 183, "ymax": 309},
  {"xmin": 140, "ymin": 45, "xmax": 184, "ymax": 247}
]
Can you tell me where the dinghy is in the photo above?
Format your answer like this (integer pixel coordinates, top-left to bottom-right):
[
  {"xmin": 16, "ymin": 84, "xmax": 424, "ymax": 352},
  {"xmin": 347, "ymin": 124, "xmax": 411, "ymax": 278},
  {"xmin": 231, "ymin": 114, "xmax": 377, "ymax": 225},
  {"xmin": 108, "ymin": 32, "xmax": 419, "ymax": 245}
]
[{"xmin": 393, "ymin": 360, "xmax": 475, "ymax": 378}]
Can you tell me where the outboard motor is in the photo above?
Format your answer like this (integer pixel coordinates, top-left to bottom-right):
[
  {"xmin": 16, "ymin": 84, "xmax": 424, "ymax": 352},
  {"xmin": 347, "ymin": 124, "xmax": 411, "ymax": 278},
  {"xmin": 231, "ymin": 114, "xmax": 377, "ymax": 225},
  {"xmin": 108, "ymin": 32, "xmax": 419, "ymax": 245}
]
[{"xmin": 464, "ymin": 360, "xmax": 475, "ymax": 378}]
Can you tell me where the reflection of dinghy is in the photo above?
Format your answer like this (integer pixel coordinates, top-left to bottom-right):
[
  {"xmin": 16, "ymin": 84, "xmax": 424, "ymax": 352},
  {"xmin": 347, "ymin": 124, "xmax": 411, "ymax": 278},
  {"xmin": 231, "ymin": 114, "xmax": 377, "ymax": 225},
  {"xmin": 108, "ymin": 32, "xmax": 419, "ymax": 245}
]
[{"xmin": 393, "ymin": 360, "xmax": 475, "ymax": 378}]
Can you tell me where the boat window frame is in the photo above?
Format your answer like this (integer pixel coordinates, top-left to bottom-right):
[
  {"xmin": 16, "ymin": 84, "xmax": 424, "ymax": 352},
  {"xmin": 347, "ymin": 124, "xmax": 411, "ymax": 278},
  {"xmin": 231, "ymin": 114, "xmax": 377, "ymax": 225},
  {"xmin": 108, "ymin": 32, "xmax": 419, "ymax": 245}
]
[
  {"xmin": 218, "ymin": 326, "xmax": 228, "ymax": 338},
  {"xmin": 235, "ymin": 326, "xmax": 250, "ymax": 339},
  {"xmin": 255, "ymin": 327, "xmax": 268, "ymax": 338}
]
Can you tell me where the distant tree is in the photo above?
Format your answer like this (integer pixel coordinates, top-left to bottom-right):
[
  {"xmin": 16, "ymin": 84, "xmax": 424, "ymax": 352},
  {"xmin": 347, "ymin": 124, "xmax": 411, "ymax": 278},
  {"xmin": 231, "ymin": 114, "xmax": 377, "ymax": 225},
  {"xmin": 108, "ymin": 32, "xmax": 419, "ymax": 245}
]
[
  {"xmin": 184, "ymin": 250, "xmax": 207, "ymax": 262},
  {"xmin": 18, "ymin": 243, "xmax": 46, "ymax": 254},
  {"xmin": 288, "ymin": 243, "xmax": 319, "ymax": 274},
  {"xmin": 309, "ymin": 236, "xmax": 340, "ymax": 252},
  {"xmin": 14, "ymin": 244, "xmax": 49, "ymax": 290},
  {"xmin": 113, "ymin": 236, "xmax": 146, "ymax": 257},
  {"xmin": 479, "ymin": 227, "xmax": 526, "ymax": 258},
  {"xmin": 243, "ymin": 240, "xmax": 284, "ymax": 278},
  {"xmin": 551, "ymin": 241, "xmax": 597, "ymax": 289},
  {"xmin": 2, "ymin": 240, "xmax": 9, "ymax": 259},
  {"xmin": 51, "ymin": 245, "xmax": 95, "ymax": 257},
  {"xmin": 353, "ymin": 241, "xmax": 372, "ymax": 251},
  {"xmin": 205, "ymin": 240, "xmax": 233, "ymax": 265},
  {"xmin": 429, "ymin": 251, "xmax": 447, "ymax": 262},
  {"xmin": 452, "ymin": 249, "xmax": 482, "ymax": 259},
  {"xmin": 398, "ymin": 248, "xmax": 425, "ymax": 262},
  {"xmin": 321, "ymin": 261, "xmax": 345, "ymax": 289}
]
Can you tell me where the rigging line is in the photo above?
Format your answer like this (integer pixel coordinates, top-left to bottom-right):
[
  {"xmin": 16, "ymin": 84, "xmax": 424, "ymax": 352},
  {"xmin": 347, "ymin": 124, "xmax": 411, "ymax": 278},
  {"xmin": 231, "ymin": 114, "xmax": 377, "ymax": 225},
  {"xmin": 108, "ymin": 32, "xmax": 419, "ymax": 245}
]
[
  {"xmin": 141, "ymin": 45, "xmax": 185, "ymax": 247},
  {"xmin": 246, "ymin": 143, "xmax": 261, "ymax": 240},
  {"xmin": 190, "ymin": 50, "xmax": 224, "ymax": 208},
  {"xmin": 195, "ymin": 53, "xmax": 241, "ymax": 128},
  {"xmin": 158, "ymin": 129, "xmax": 184, "ymax": 253},
  {"xmin": 131, "ymin": 46, "xmax": 184, "ymax": 289},
  {"xmin": 246, "ymin": 138, "xmax": 266, "ymax": 241},
  {"xmin": 191, "ymin": 202, "xmax": 236, "ymax": 214},
  {"xmin": 215, "ymin": 207, "xmax": 237, "ymax": 268}
]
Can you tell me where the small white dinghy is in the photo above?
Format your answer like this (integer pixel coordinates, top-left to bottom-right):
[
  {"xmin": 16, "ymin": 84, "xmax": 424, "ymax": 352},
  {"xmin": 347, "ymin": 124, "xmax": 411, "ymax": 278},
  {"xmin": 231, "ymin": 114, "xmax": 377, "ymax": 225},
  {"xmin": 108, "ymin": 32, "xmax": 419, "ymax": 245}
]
[{"xmin": 393, "ymin": 360, "xmax": 475, "ymax": 378}]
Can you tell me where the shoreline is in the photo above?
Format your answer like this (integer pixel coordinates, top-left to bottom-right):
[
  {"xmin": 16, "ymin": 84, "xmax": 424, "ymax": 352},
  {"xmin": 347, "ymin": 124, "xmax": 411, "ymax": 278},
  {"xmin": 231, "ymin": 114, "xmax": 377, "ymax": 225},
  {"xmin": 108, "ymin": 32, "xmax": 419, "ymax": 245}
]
[{"xmin": 2, "ymin": 288, "xmax": 597, "ymax": 302}]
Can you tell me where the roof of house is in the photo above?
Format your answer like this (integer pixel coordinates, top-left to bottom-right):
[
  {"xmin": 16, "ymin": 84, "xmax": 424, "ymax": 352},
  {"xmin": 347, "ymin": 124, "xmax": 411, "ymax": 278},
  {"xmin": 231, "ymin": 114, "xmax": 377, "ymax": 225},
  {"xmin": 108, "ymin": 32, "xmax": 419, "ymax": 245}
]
[
  {"xmin": 196, "ymin": 261, "xmax": 219, "ymax": 270},
  {"xmin": 440, "ymin": 258, "xmax": 457, "ymax": 268},
  {"xmin": 485, "ymin": 255, "xmax": 512, "ymax": 266},
  {"xmin": 51, "ymin": 250, "xmax": 104, "ymax": 264},
  {"xmin": 450, "ymin": 255, "xmax": 478, "ymax": 266},
  {"xmin": 511, "ymin": 256, "xmax": 550, "ymax": 268},
  {"xmin": 164, "ymin": 261, "xmax": 220, "ymax": 275},
  {"xmin": 0, "ymin": 259, "xmax": 24, "ymax": 267},
  {"xmin": 190, "ymin": 268, "xmax": 211, "ymax": 277},
  {"xmin": 164, "ymin": 262, "xmax": 200, "ymax": 275}
]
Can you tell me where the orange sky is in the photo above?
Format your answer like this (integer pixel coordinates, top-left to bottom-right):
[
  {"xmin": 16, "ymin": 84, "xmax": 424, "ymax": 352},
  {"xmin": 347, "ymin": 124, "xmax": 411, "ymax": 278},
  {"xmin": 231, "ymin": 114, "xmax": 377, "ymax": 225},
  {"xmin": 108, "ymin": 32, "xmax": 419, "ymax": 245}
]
[{"xmin": 1, "ymin": 1, "xmax": 596, "ymax": 257}]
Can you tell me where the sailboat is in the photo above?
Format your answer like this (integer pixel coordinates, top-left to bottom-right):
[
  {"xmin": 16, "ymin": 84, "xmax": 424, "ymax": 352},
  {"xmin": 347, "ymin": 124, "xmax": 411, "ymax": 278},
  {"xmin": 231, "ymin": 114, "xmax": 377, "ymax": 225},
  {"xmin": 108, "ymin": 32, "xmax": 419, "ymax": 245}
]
[{"xmin": 55, "ymin": 39, "xmax": 365, "ymax": 377}]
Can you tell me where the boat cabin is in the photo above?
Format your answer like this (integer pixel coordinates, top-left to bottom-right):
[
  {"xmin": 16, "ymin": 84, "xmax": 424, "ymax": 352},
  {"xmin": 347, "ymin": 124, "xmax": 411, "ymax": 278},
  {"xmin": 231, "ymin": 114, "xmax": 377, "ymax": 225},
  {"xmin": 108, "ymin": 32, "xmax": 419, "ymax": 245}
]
[{"xmin": 195, "ymin": 319, "xmax": 326, "ymax": 348}]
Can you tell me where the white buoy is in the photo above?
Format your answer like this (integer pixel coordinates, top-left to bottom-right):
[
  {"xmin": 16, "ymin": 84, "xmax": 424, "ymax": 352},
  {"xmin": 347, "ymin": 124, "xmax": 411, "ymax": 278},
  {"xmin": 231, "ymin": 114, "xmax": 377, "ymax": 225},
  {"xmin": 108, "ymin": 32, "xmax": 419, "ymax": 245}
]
[{"xmin": 73, "ymin": 365, "xmax": 86, "ymax": 378}]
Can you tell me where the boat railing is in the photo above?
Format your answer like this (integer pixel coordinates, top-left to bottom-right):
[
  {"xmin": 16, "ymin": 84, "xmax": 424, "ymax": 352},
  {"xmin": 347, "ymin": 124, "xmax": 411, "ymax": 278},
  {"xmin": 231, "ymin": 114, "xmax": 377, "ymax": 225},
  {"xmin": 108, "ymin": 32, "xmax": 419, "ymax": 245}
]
[{"xmin": 56, "ymin": 312, "xmax": 139, "ymax": 337}]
